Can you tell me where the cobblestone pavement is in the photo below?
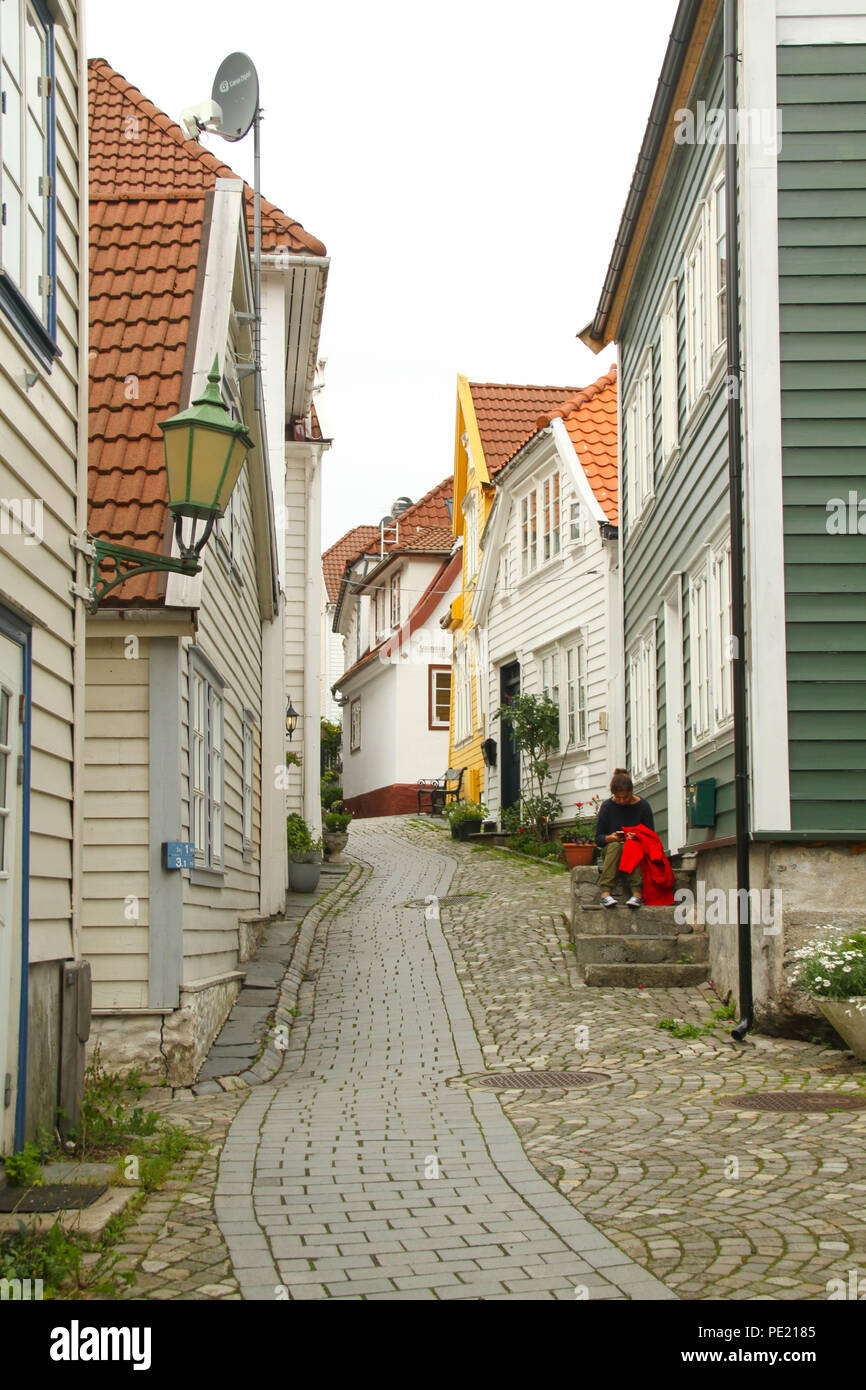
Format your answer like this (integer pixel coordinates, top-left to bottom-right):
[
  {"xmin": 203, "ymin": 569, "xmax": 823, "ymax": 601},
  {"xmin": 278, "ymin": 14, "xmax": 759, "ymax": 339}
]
[
  {"xmin": 214, "ymin": 820, "xmax": 673, "ymax": 1300},
  {"xmin": 111, "ymin": 816, "xmax": 865, "ymax": 1301},
  {"xmin": 407, "ymin": 820, "xmax": 866, "ymax": 1301}
]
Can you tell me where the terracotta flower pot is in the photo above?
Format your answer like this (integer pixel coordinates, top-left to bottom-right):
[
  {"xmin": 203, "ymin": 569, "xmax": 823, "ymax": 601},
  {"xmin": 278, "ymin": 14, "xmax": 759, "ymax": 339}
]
[{"xmin": 562, "ymin": 843, "xmax": 595, "ymax": 868}]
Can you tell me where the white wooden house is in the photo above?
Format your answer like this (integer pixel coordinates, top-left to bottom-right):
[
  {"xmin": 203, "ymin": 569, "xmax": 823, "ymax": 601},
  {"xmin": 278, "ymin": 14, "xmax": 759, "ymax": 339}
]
[
  {"xmin": 0, "ymin": 0, "xmax": 87, "ymax": 1152},
  {"xmin": 471, "ymin": 368, "xmax": 620, "ymax": 824},
  {"xmin": 330, "ymin": 483, "xmax": 459, "ymax": 816},
  {"xmin": 84, "ymin": 61, "xmax": 328, "ymax": 1084}
]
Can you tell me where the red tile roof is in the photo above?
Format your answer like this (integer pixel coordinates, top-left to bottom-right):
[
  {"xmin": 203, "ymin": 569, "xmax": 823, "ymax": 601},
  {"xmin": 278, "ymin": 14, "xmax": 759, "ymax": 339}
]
[
  {"xmin": 88, "ymin": 58, "xmax": 325, "ymax": 604},
  {"xmin": 537, "ymin": 366, "xmax": 619, "ymax": 525},
  {"xmin": 467, "ymin": 382, "xmax": 581, "ymax": 476},
  {"xmin": 322, "ymin": 525, "xmax": 380, "ymax": 604},
  {"xmin": 392, "ymin": 476, "xmax": 452, "ymax": 532}
]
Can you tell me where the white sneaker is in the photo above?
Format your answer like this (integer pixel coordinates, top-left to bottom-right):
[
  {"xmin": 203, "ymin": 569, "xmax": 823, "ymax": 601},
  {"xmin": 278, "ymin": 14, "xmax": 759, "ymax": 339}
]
[
  {"xmin": 600, "ymin": 894, "xmax": 617, "ymax": 908},
  {"xmin": 626, "ymin": 895, "xmax": 643, "ymax": 909}
]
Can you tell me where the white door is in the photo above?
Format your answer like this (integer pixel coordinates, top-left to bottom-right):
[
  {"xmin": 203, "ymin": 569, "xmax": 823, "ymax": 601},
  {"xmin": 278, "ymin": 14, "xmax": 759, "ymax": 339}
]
[{"xmin": 0, "ymin": 632, "xmax": 25, "ymax": 1153}]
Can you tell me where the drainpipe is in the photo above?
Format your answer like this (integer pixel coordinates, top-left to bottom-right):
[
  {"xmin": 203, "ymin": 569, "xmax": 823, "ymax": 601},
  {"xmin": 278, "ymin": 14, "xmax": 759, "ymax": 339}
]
[{"xmin": 724, "ymin": 0, "xmax": 753, "ymax": 1043}]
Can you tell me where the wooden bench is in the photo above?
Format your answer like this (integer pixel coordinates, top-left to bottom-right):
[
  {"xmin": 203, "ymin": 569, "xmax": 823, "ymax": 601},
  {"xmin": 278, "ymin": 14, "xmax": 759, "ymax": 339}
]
[{"xmin": 416, "ymin": 767, "xmax": 464, "ymax": 815}]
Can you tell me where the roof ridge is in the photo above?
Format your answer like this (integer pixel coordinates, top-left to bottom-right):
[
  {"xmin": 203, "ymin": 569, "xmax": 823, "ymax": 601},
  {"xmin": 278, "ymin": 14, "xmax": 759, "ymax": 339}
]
[
  {"xmin": 536, "ymin": 364, "xmax": 617, "ymax": 429},
  {"xmin": 468, "ymin": 379, "xmax": 581, "ymax": 393},
  {"xmin": 395, "ymin": 474, "xmax": 452, "ymax": 526},
  {"xmin": 88, "ymin": 58, "xmax": 326, "ymax": 256}
]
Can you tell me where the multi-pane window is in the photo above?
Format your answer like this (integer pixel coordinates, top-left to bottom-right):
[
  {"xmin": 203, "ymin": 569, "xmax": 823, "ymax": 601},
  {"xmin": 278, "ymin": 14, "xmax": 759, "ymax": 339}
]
[
  {"xmin": 684, "ymin": 165, "xmax": 726, "ymax": 412},
  {"xmin": 242, "ymin": 711, "xmax": 255, "ymax": 851},
  {"xmin": 541, "ymin": 652, "xmax": 560, "ymax": 749},
  {"xmin": 569, "ymin": 500, "xmax": 584, "ymax": 545},
  {"xmin": 626, "ymin": 350, "xmax": 654, "ymax": 526},
  {"xmin": 542, "ymin": 474, "xmax": 561, "ymax": 561},
  {"xmin": 628, "ymin": 627, "xmax": 658, "ymax": 780},
  {"xmin": 660, "ymin": 281, "xmax": 679, "ymax": 462},
  {"xmin": 429, "ymin": 666, "xmax": 451, "ymax": 730},
  {"xmin": 350, "ymin": 697, "xmax": 361, "ymax": 753},
  {"xmin": 0, "ymin": 685, "xmax": 9, "ymax": 873},
  {"xmin": 499, "ymin": 543, "xmax": 510, "ymax": 596},
  {"xmin": 0, "ymin": 0, "xmax": 55, "ymax": 343},
  {"xmin": 390, "ymin": 572, "xmax": 400, "ymax": 628},
  {"xmin": 190, "ymin": 659, "xmax": 224, "ymax": 870},
  {"xmin": 453, "ymin": 641, "xmax": 472, "ymax": 743},
  {"xmin": 690, "ymin": 539, "xmax": 734, "ymax": 744},
  {"xmin": 565, "ymin": 642, "xmax": 587, "ymax": 748},
  {"xmin": 521, "ymin": 476, "xmax": 560, "ymax": 575}
]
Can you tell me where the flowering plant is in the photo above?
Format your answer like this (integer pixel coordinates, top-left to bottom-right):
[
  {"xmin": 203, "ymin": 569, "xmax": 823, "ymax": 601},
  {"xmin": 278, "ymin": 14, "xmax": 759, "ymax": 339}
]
[
  {"xmin": 561, "ymin": 795, "xmax": 602, "ymax": 846},
  {"xmin": 788, "ymin": 927, "xmax": 866, "ymax": 1006}
]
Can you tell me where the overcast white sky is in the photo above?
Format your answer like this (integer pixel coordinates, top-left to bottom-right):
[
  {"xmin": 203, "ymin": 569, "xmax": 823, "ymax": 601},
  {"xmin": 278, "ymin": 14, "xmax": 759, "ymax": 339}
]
[{"xmin": 86, "ymin": 0, "xmax": 679, "ymax": 549}]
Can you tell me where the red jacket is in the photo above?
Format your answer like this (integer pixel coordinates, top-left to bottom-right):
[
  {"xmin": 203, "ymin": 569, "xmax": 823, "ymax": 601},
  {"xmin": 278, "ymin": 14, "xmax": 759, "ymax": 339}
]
[{"xmin": 618, "ymin": 824, "xmax": 675, "ymax": 905}]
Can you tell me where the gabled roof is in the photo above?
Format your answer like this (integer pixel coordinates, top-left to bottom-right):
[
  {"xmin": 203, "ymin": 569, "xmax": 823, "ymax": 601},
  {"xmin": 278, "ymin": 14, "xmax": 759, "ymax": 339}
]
[
  {"xmin": 393, "ymin": 476, "xmax": 453, "ymax": 531},
  {"xmin": 88, "ymin": 59, "xmax": 325, "ymax": 604},
  {"xmin": 537, "ymin": 366, "xmax": 619, "ymax": 525},
  {"xmin": 466, "ymin": 382, "xmax": 581, "ymax": 476},
  {"xmin": 322, "ymin": 525, "xmax": 380, "ymax": 604}
]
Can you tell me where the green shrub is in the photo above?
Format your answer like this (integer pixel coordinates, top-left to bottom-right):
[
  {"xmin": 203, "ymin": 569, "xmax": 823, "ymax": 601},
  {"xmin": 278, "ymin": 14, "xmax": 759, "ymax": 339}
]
[
  {"xmin": 323, "ymin": 809, "xmax": 352, "ymax": 832},
  {"xmin": 321, "ymin": 779, "xmax": 344, "ymax": 810}
]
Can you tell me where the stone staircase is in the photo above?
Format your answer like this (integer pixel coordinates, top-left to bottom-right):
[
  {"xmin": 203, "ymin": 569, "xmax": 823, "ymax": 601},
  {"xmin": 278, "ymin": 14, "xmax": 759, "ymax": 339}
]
[{"xmin": 570, "ymin": 861, "xmax": 710, "ymax": 987}]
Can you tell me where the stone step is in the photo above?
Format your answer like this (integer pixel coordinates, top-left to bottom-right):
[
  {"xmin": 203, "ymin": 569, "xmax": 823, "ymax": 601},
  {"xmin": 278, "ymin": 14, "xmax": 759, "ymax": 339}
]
[
  {"xmin": 572, "ymin": 903, "xmax": 688, "ymax": 936},
  {"xmin": 573, "ymin": 932, "xmax": 709, "ymax": 966},
  {"xmin": 584, "ymin": 961, "xmax": 710, "ymax": 988}
]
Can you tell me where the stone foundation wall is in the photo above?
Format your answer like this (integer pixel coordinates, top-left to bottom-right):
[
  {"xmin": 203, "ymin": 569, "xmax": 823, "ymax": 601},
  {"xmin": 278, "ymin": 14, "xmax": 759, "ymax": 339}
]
[
  {"xmin": 695, "ymin": 841, "xmax": 866, "ymax": 1035},
  {"xmin": 89, "ymin": 974, "xmax": 243, "ymax": 1087}
]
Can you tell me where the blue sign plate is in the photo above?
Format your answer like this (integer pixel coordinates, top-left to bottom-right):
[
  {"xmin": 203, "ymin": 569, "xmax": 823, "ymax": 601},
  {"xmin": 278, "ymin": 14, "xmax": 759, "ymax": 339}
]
[{"xmin": 163, "ymin": 841, "xmax": 196, "ymax": 870}]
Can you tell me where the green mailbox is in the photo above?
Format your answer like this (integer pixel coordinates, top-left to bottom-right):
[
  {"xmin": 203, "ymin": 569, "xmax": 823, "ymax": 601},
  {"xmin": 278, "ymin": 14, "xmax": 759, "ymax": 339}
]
[{"xmin": 686, "ymin": 777, "xmax": 716, "ymax": 828}]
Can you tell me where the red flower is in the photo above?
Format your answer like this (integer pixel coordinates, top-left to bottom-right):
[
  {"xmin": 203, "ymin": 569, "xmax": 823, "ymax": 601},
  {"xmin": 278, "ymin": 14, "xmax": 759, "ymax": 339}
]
[{"xmin": 518, "ymin": 828, "xmax": 526, "ymax": 835}]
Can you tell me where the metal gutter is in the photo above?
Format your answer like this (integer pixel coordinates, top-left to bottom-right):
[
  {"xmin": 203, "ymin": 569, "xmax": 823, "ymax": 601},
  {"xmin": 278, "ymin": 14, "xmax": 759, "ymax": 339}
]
[
  {"xmin": 585, "ymin": 0, "xmax": 704, "ymax": 343},
  {"xmin": 722, "ymin": 0, "xmax": 753, "ymax": 1045}
]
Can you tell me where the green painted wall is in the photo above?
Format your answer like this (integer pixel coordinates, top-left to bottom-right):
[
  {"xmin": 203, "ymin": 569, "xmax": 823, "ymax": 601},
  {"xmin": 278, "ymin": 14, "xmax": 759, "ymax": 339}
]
[{"xmin": 777, "ymin": 44, "xmax": 866, "ymax": 833}]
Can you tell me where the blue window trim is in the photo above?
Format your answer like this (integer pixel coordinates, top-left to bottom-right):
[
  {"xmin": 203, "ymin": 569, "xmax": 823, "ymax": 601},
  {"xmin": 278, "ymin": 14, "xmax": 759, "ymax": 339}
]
[
  {"xmin": 0, "ymin": 602, "xmax": 32, "ymax": 1150},
  {"xmin": 0, "ymin": 0, "xmax": 59, "ymax": 370}
]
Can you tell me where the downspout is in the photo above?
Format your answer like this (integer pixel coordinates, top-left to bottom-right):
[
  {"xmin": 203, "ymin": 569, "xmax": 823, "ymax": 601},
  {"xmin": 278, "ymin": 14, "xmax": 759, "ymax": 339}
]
[
  {"xmin": 304, "ymin": 444, "xmax": 324, "ymax": 837},
  {"xmin": 724, "ymin": 0, "xmax": 753, "ymax": 1042}
]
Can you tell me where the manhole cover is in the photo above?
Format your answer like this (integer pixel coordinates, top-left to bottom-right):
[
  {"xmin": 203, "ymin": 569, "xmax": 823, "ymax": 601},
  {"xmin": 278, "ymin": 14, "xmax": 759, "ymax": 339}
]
[
  {"xmin": 719, "ymin": 1092, "xmax": 866, "ymax": 1113},
  {"xmin": 0, "ymin": 1183, "xmax": 108, "ymax": 1213},
  {"xmin": 473, "ymin": 1071, "xmax": 610, "ymax": 1090}
]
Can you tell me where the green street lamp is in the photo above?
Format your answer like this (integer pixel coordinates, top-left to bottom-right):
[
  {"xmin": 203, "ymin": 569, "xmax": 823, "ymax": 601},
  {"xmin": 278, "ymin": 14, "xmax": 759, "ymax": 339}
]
[{"xmin": 89, "ymin": 356, "xmax": 254, "ymax": 611}]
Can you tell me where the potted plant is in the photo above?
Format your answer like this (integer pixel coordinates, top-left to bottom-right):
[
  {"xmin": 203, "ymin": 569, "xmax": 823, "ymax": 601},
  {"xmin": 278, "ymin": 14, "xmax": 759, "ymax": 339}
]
[
  {"xmin": 323, "ymin": 808, "xmax": 352, "ymax": 864},
  {"xmin": 560, "ymin": 795, "xmax": 602, "ymax": 868},
  {"xmin": 286, "ymin": 813, "xmax": 323, "ymax": 893},
  {"xmin": 789, "ymin": 927, "xmax": 866, "ymax": 1059},
  {"xmin": 444, "ymin": 800, "xmax": 488, "ymax": 841}
]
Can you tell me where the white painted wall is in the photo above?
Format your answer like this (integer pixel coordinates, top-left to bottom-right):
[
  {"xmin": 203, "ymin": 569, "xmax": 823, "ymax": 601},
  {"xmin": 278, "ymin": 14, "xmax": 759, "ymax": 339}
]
[
  {"xmin": 481, "ymin": 430, "xmax": 615, "ymax": 822},
  {"xmin": 776, "ymin": 0, "xmax": 866, "ymax": 44}
]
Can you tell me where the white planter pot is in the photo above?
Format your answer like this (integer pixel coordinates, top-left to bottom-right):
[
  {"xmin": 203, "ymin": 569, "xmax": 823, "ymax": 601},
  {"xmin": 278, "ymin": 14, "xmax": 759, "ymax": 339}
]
[{"xmin": 816, "ymin": 997, "xmax": 866, "ymax": 1060}]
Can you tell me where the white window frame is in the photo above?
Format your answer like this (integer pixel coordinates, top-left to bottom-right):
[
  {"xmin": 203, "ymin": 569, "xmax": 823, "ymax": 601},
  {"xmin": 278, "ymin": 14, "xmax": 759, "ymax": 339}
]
[
  {"xmin": 390, "ymin": 570, "xmax": 401, "ymax": 629},
  {"xmin": 540, "ymin": 650, "xmax": 560, "ymax": 751},
  {"xmin": 453, "ymin": 640, "xmax": 472, "ymax": 744},
  {"xmin": 660, "ymin": 280, "xmax": 679, "ymax": 463},
  {"xmin": 684, "ymin": 158, "xmax": 726, "ymax": 416},
  {"xmin": 689, "ymin": 534, "xmax": 734, "ymax": 747},
  {"xmin": 350, "ymin": 696, "xmax": 361, "ymax": 753},
  {"xmin": 568, "ymin": 499, "xmax": 585, "ymax": 547},
  {"xmin": 242, "ymin": 708, "xmax": 255, "ymax": 852},
  {"xmin": 537, "ymin": 632, "xmax": 589, "ymax": 755},
  {"xmin": 626, "ymin": 348, "xmax": 654, "ymax": 527},
  {"xmin": 429, "ymin": 665, "xmax": 451, "ymax": 730},
  {"xmin": 520, "ymin": 472, "xmax": 561, "ymax": 577},
  {"xmin": 188, "ymin": 652, "xmax": 225, "ymax": 872},
  {"xmin": 628, "ymin": 623, "xmax": 658, "ymax": 781}
]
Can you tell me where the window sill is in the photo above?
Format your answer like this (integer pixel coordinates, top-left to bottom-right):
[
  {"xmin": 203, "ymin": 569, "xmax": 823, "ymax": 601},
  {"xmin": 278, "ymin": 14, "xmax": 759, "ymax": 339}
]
[
  {"xmin": 189, "ymin": 865, "xmax": 225, "ymax": 886},
  {"xmin": 0, "ymin": 274, "xmax": 59, "ymax": 372},
  {"xmin": 517, "ymin": 554, "xmax": 565, "ymax": 590},
  {"xmin": 689, "ymin": 725, "xmax": 734, "ymax": 764}
]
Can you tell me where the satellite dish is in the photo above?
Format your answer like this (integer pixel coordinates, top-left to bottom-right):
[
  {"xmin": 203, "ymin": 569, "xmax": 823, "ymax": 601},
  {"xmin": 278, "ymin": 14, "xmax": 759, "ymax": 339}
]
[{"xmin": 211, "ymin": 52, "xmax": 259, "ymax": 142}]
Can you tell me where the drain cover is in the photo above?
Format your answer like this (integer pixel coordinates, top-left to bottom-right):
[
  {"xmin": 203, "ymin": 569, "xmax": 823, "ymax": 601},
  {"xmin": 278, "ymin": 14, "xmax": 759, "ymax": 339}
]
[
  {"xmin": 0, "ymin": 1183, "xmax": 108, "ymax": 1213},
  {"xmin": 473, "ymin": 1071, "xmax": 610, "ymax": 1090},
  {"xmin": 719, "ymin": 1092, "xmax": 866, "ymax": 1113}
]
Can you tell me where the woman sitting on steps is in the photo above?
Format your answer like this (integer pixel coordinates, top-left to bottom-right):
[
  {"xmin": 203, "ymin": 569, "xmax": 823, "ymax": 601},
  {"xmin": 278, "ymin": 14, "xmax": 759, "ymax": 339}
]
[{"xmin": 594, "ymin": 768, "xmax": 655, "ymax": 909}]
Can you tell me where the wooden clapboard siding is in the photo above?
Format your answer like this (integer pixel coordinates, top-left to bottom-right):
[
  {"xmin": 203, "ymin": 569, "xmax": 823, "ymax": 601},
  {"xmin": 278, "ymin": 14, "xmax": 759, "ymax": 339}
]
[
  {"xmin": 0, "ymin": 7, "xmax": 82, "ymax": 990},
  {"xmin": 283, "ymin": 454, "xmax": 307, "ymax": 810},
  {"xmin": 485, "ymin": 448, "xmax": 613, "ymax": 823},
  {"xmin": 618, "ymin": 15, "xmax": 735, "ymax": 844},
  {"xmin": 82, "ymin": 636, "xmax": 150, "ymax": 1009},
  {"xmin": 777, "ymin": 42, "xmax": 866, "ymax": 831},
  {"xmin": 181, "ymin": 459, "xmax": 263, "ymax": 985}
]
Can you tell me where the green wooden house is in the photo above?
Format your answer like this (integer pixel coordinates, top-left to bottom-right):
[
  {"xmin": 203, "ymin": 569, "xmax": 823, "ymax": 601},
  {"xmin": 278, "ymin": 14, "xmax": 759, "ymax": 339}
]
[{"xmin": 581, "ymin": 0, "xmax": 866, "ymax": 1027}]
